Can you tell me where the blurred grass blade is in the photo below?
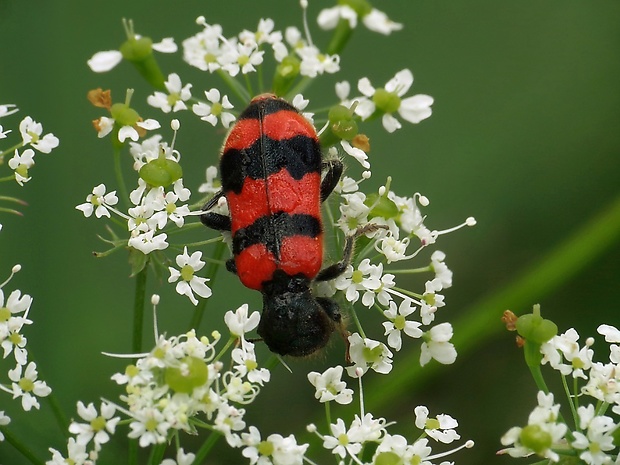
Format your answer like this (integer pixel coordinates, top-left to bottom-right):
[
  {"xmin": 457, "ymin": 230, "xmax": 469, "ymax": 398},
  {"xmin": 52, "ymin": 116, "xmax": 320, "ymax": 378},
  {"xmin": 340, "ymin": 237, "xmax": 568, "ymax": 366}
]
[{"xmin": 366, "ymin": 193, "xmax": 620, "ymax": 409}]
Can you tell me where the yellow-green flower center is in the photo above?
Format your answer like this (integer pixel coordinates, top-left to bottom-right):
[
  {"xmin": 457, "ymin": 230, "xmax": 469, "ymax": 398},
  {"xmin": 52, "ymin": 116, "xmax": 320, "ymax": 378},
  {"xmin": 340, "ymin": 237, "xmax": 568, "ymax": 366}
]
[
  {"xmin": 0, "ymin": 307, "xmax": 11, "ymax": 322},
  {"xmin": 90, "ymin": 415, "xmax": 107, "ymax": 432},
  {"xmin": 180, "ymin": 264, "xmax": 195, "ymax": 282}
]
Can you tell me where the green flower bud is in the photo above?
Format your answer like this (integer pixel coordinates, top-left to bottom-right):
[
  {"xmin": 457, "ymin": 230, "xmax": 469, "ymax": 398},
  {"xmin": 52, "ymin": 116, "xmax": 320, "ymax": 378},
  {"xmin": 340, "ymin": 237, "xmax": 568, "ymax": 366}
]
[
  {"xmin": 139, "ymin": 151, "xmax": 183, "ymax": 188},
  {"xmin": 519, "ymin": 424, "xmax": 552, "ymax": 455},
  {"xmin": 120, "ymin": 37, "xmax": 153, "ymax": 62},
  {"xmin": 516, "ymin": 306, "xmax": 557, "ymax": 345},
  {"xmin": 373, "ymin": 89, "xmax": 401, "ymax": 114},
  {"xmin": 119, "ymin": 36, "xmax": 165, "ymax": 89},
  {"xmin": 373, "ymin": 451, "xmax": 402, "ymax": 465},
  {"xmin": 110, "ymin": 103, "xmax": 140, "ymax": 127},
  {"xmin": 164, "ymin": 356, "xmax": 209, "ymax": 393},
  {"xmin": 328, "ymin": 104, "xmax": 358, "ymax": 140}
]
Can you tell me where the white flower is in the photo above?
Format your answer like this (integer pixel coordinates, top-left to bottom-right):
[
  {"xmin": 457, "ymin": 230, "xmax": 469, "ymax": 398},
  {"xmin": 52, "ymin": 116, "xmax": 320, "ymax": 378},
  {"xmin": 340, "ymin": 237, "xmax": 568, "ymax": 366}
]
[
  {"xmin": 94, "ymin": 111, "xmax": 160, "ymax": 143},
  {"xmin": 46, "ymin": 438, "xmax": 89, "ymax": 465},
  {"xmin": 346, "ymin": 333, "xmax": 393, "ymax": 377},
  {"xmin": 231, "ymin": 341, "xmax": 270, "ymax": 385},
  {"xmin": 322, "ymin": 418, "xmax": 363, "ymax": 458},
  {"xmin": 541, "ymin": 328, "xmax": 594, "ymax": 379},
  {"xmin": 242, "ymin": 427, "xmax": 309, "ymax": 465},
  {"xmin": 224, "ymin": 304, "xmax": 260, "ymax": 339},
  {"xmin": 147, "ymin": 73, "xmax": 192, "ymax": 113},
  {"xmin": 68, "ymin": 401, "xmax": 120, "ymax": 450},
  {"xmin": 420, "ymin": 323, "xmax": 457, "ymax": 366},
  {"xmin": 239, "ymin": 18, "xmax": 282, "ymax": 46},
  {"xmin": 0, "ymin": 288, "xmax": 33, "ymax": 365},
  {"xmin": 220, "ymin": 41, "xmax": 264, "ymax": 76},
  {"xmin": 19, "ymin": 116, "xmax": 59, "ymax": 153},
  {"xmin": 168, "ymin": 247, "xmax": 212, "ymax": 305},
  {"xmin": 570, "ymin": 404, "xmax": 616, "ymax": 465},
  {"xmin": 0, "ymin": 125, "xmax": 10, "ymax": 139},
  {"xmin": 307, "ymin": 366, "xmax": 353, "ymax": 404},
  {"xmin": 76, "ymin": 184, "xmax": 119, "ymax": 218},
  {"xmin": 8, "ymin": 148, "xmax": 35, "ymax": 186},
  {"xmin": 349, "ymin": 413, "xmax": 387, "ymax": 442},
  {"xmin": 382, "ymin": 299, "xmax": 423, "ymax": 351},
  {"xmin": 357, "ymin": 69, "xmax": 433, "ymax": 132},
  {"xmin": 598, "ymin": 324, "xmax": 620, "ymax": 343},
  {"xmin": 128, "ymin": 229, "xmax": 168, "ymax": 254},
  {"xmin": 414, "ymin": 406, "xmax": 460, "ymax": 444},
  {"xmin": 431, "ymin": 250, "xmax": 452, "ymax": 288},
  {"xmin": 192, "ymin": 88, "xmax": 235, "ymax": 128},
  {"xmin": 334, "ymin": 258, "xmax": 382, "ymax": 305},
  {"xmin": 7, "ymin": 361, "xmax": 51, "ymax": 411},
  {"xmin": 128, "ymin": 407, "xmax": 170, "ymax": 447}
]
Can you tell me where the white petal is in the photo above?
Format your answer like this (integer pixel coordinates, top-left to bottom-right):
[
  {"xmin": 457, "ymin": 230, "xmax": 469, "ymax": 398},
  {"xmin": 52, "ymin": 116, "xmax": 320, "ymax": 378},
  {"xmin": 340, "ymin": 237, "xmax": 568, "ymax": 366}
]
[
  {"xmin": 398, "ymin": 95, "xmax": 434, "ymax": 123},
  {"xmin": 381, "ymin": 113, "xmax": 401, "ymax": 133},
  {"xmin": 152, "ymin": 38, "xmax": 178, "ymax": 53},
  {"xmin": 87, "ymin": 51, "xmax": 123, "ymax": 72},
  {"xmin": 357, "ymin": 77, "xmax": 375, "ymax": 97},
  {"xmin": 385, "ymin": 69, "xmax": 413, "ymax": 96}
]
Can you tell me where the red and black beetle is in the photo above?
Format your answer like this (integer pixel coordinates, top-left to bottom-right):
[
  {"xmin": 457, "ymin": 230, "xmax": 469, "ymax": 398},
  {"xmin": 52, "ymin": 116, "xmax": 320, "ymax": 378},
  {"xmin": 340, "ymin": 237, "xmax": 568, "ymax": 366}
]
[{"xmin": 202, "ymin": 94, "xmax": 375, "ymax": 357}]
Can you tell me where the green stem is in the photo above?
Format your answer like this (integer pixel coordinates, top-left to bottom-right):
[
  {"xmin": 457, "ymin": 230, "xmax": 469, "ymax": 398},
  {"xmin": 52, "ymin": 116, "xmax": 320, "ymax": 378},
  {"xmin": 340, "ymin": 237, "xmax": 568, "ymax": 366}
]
[
  {"xmin": 0, "ymin": 426, "xmax": 44, "ymax": 465},
  {"xmin": 191, "ymin": 430, "xmax": 221, "ymax": 465},
  {"xmin": 188, "ymin": 240, "xmax": 226, "ymax": 332},
  {"xmin": 324, "ymin": 400, "xmax": 332, "ymax": 430},
  {"xmin": 217, "ymin": 69, "xmax": 250, "ymax": 103},
  {"xmin": 148, "ymin": 442, "xmax": 167, "ymax": 465},
  {"xmin": 132, "ymin": 265, "xmax": 148, "ymax": 354},
  {"xmin": 365, "ymin": 193, "xmax": 620, "ymax": 409},
  {"xmin": 0, "ymin": 141, "xmax": 25, "ymax": 159},
  {"xmin": 113, "ymin": 146, "xmax": 130, "ymax": 209}
]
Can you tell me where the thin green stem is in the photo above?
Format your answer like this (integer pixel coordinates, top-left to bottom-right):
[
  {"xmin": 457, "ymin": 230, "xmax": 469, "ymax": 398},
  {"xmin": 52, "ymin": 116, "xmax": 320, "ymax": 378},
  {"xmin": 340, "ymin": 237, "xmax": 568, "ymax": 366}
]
[
  {"xmin": 561, "ymin": 373, "xmax": 579, "ymax": 431},
  {"xmin": 113, "ymin": 147, "xmax": 130, "ymax": 208},
  {"xmin": 0, "ymin": 426, "xmax": 44, "ymax": 465},
  {"xmin": 217, "ymin": 69, "xmax": 250, "ymax": 103},
  {"xmin": 348, "ymin": 305, "xmax": 366, "ymax": 338},
  {"xmin": 191, "ymin": 430, "xmax": 221, "ymax": 465},
  {"xmin": 148, "ymin": 442, "xmax": 167, "ymax": 465},
  {"xmin": 324, "ymin": 400, "xmax": 332, "ymax": 430},
  {"xmin": 188, "ymin": 240, "xmax": 226, "ymax": 331},
  {"xmin": 132, "ymin": 264, "xmax": 148, "ymax": 354},
  {"xmin": 365, "ymin": 193, "xmax": 620, "ymax": 409},
  {"xmin": 0, "ymin": 141, "xmax": 24, "ymax": 158}
]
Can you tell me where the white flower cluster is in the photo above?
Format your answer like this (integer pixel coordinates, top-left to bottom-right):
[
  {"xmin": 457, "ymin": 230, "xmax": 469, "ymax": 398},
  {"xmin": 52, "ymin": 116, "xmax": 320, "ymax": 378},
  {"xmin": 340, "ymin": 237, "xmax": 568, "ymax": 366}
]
[
  {"xmin": 183, "ymin": 17, "xmax": 339, "ymax": 79},
  {"xmin": 0, "ymin": 265, "xmax": 51, "ymax": 437},
  {"xmin": 0, "ymin": 105, "xmax": 59, "ymax": 188},
  {"xmin": 317, "ymin": 168, "xmax": 474, "ymax": 372},
  {"xmin": 500, "ymin": 324, "xmax": 620, "ymax": 464},
  {"xmin": 306, "ymin": 376, "xmax": 472, "ymax": 465},
  {"xmin": 45, "ymin": 304, "xmax": 276, "ymax": 464}
]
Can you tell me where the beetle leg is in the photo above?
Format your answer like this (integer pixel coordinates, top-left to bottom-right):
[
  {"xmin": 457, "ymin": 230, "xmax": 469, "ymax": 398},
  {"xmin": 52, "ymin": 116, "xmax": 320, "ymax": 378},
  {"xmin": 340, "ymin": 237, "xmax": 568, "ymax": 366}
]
[
  {"xmin": 316, "ymin": 223, "xmax": 388, "ymax": 282},
  {"xmin": 320, "ymin": 158, "xmax": 343, "ymax": 203},
  {"xmin": 201, "ymin": 191, "xmax": 232, "ymax": 231}
]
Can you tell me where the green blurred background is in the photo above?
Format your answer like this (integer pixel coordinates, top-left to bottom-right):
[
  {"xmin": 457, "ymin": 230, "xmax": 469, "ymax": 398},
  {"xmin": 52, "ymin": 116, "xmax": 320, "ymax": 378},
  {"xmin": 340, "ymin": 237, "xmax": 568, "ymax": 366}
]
[{"xmin": 1, "ymin": 0, "xmax": 619, "ymax": 463}]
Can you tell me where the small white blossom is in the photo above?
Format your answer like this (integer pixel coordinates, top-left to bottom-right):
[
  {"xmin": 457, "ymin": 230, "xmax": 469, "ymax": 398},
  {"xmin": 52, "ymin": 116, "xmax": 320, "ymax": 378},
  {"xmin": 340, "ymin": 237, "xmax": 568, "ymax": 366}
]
[
  {"xmin": 383, "ymin": 299, "xmax": 423, "ymax": 351},
  {"xmin": 224, "ymin": 304, "xmax": 261, "ymax": 339},
  {"xmin": 128, "ymin": 229, "xmax": 168, "ymax": 254},
  {"xmin": 46, "ymin": 438, "xmax": 89, "ymax": 465},
  {"xmin": 307, "ymin": 366, "xmax": 353, "ymax": 404},
  {"xmin": 346, "ymin": 333, "xmax": 393, "ymax": 377},
  {"xmin": 0, "ymin": 104, "xmax": 18, "ymax": 118},
  {"xmin": 19, "ymin": 116, "xmax": 59, "ymax": 153},
  {"xmin": 322, "ymin": 418, "xmax": 363, "ymax": 458},
  {"xmin": 414, "ymin": 406, "xmax": 460, "ymax": 444},
  {"xmin": 168, "ymin": 247, "xmax": 212, "ymax": 305},
  {"xmin": 7, "ymin": 361, "xmax": 52, "ymax": 411},
  {"xmin": 357, "ymin": 69, "xmax": 433, "ymax": 132},
  {"xmin": 420, "ymin": 323, "xmax": 457, "ymax": 366},
  {"xmin": 147, "ymin": 73, "xmax": 192, "ymax": 113},
  {"xmin": 68, "ymin": 401, "xmax": 120, "ymax": 450},
  {"xmin": 334, "ymin": 258, "xmax": 382, "ymax": 305},
  {"xmin": 192, "ymin": 88, "xmax": 235, "ymax": 128},
  {"xmin": 8, "ymin": 148, "xmax": 35, "ymax": 186},
  {"xmin": 76, "ymin": 184, "xmax": 119, "ymax": 218}
]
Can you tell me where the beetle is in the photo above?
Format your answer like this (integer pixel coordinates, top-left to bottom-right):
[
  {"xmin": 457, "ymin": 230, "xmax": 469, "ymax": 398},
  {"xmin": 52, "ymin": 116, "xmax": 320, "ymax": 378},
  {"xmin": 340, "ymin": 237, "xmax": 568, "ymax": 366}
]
[{"xmin": 201, "ymin": 94, "xmax": 377, "ymax": 357}]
